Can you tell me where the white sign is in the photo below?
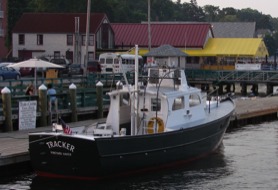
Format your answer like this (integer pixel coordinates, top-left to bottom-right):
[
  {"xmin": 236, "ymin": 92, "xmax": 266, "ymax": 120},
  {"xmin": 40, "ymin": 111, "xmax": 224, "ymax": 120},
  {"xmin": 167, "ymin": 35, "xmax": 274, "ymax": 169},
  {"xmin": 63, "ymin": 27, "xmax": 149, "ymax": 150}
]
[
  {"xmin": 273, "ymin": 86, "xmax": 278, "ymax": 95},
  {"xmin": 19, "ymin": 101, "xmax": 37, "ymax": 130},
  {"xmin": 235, "ymin": 63, "xmax": 261, "ymax": 71}
]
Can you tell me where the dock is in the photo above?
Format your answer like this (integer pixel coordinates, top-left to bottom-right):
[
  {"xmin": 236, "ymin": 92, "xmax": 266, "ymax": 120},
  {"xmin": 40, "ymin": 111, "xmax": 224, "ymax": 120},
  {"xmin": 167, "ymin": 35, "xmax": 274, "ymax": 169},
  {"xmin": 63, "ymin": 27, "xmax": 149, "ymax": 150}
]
[{"xmin": 1, "ymin": 96, "xmax": 278, "ymax": 169}]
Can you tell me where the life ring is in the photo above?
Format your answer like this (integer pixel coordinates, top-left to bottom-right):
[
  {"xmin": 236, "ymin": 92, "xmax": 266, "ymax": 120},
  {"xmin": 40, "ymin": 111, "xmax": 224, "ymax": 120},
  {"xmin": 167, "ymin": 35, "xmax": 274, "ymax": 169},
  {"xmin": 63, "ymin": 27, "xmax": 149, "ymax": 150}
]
[{"xmin": 147, "ymin": 117, "xmax": 164, "ymax": 134}]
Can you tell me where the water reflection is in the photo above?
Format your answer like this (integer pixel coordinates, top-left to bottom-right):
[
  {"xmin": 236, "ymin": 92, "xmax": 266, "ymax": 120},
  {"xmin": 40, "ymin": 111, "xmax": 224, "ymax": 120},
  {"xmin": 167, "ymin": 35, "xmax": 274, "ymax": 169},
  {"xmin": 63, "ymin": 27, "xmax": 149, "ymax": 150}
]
[{"xmin": 4, "ymin": 121, "xmax": 278, "ymax": 189}]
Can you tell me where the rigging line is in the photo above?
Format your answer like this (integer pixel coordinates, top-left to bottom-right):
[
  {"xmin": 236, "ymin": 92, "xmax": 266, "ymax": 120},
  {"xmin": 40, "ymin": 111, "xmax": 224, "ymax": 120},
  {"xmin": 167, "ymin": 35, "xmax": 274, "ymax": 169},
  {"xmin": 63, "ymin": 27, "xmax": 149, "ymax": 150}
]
[{"xmin": 137, "ymin": 85, "xmax": 147, "ymax": 135}]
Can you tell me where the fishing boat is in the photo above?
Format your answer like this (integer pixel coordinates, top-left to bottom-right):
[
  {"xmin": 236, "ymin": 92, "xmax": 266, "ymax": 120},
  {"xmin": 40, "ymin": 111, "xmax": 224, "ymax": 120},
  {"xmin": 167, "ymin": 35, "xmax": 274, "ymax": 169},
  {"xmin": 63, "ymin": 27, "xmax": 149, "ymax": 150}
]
[{"xmin": 29, "ymin": 46, "xmax": 235, "ymax": 180}]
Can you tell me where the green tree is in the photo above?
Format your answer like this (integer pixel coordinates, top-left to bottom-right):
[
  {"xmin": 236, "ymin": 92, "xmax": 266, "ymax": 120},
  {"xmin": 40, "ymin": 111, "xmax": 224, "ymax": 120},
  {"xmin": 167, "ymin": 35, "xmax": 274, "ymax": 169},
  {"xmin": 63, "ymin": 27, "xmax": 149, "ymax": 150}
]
[
  {"xmin": 28, "ymin": 0, "xmax": 87, "ymax": 12},
  {"xmin": 237, "ymin": 8, "xmax": 272, "ymax": 30},
  {"xmin": 6, "ymin": 0, "xmax": 29, "ymax": 49},
  {"xmin": 264, "ymin": 34, "xmax": 276, "ymax": 56},
  {"xmin": 203, "ymin": 5, "xmax": 220, "ymax": 22}
]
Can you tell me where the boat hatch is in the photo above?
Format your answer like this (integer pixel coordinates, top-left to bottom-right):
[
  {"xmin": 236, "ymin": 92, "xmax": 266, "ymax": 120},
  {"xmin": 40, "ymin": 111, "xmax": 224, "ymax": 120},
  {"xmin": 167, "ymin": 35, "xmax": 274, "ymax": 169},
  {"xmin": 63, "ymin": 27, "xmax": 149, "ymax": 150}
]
[{"xmin": 91, "ymin": 124, "xmax": 113, "ymax": 137}]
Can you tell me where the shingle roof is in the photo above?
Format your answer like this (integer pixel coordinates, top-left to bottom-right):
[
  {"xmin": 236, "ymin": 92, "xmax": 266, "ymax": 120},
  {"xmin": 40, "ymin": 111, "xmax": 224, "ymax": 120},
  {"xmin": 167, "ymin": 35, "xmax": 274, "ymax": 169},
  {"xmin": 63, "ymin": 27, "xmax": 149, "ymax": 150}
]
[
  {"xmin": 144, "ymin": 44, "xmax": 187, "ymax": 57},
  {"xmin": 211, "ymin": 22, "xmax": 256, "ymax": 38},
  {"xmin": 111, "ymin": 23, "xmax": 212, "ymax": 48},
  {"xmin": 13, "ymin": 13, "xmax": 108, "ymax": 33}
]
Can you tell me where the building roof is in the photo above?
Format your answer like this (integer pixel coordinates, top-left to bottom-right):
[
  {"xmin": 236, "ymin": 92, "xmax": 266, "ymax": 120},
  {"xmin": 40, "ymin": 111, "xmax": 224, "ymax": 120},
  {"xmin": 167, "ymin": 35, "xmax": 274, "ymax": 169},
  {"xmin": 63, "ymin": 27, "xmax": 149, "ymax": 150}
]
[
  {"xmin": 144, "ymin": 44, "xmax": 187, "ymax": 57},
  {"xmin": 186, "ymin": 38, "xmax": 268, "ymax": 57},
  {"xmin": 111, "ymin": 23, "xmax": 212, "ymax": 48},
  {"xmin": 13, "ymin": 13, "xmax": 108, "ymax": 34},
  {"xmin": 211, "ymin": 22, "xmax": 256, "ymax": 38}
]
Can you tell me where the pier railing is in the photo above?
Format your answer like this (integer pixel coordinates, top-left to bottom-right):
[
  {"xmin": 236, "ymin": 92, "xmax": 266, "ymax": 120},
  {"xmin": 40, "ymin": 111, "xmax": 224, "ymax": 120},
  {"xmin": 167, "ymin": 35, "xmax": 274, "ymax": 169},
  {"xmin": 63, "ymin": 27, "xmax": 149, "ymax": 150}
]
[
  {"xmin": 2, "ymin": 69, "xmax": 278, "ymax": 130},
  {"xmin": 0, "ymin": 73, "xmax": 136, "ymax": 130},
  {"xmin": 185, "ymin": 69, "xmax": 278, "ymax": 83}
]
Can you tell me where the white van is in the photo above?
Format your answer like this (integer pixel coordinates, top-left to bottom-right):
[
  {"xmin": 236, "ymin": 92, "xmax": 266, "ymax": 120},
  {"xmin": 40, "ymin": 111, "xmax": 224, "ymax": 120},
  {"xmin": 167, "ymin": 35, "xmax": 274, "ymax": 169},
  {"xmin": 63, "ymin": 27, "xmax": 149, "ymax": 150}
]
[{"xmin": 99, "ymin": 53, "xmax": 143, "ymax": 74}]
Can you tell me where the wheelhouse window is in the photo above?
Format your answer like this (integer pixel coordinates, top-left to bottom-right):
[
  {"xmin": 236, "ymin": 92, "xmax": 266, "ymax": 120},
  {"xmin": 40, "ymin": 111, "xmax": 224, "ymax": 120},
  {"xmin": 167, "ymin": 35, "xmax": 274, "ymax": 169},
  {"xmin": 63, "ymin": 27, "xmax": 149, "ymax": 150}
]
[
  {"xmin": 151, "ymin": 98, "xmax": 161, "ymax": 112},
  {"xmin": 172, "ymin": 96, "xmax": 184, "ymax": 111},
  {"xmin": 67, "ymin": 34, "xmax": 73, "ymax": 45},
  {"xmin": 120, "ymin": 93, "xmax": 130, "ymax": 107},
  {"xmin": 189, "ymin": 93, "xmax": 201, "ymax": 107},
  {"xmin": 18, "ymin": 34, "xmax": 25, "ymax": 45},
  {"xmin": 37, "ymin": 34, "xmax": 43, "ymax": 45}
]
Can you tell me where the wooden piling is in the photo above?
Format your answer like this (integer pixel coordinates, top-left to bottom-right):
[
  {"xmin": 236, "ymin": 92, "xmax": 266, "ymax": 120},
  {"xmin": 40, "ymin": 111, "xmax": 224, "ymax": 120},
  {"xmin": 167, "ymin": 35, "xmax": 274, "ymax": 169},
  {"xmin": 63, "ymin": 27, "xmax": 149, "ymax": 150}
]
[
  {"xmin": 96, "ymin": 81, "xmax": 103, "ymax": 119},
  {"xmin": 69, "ymin": 83, "xmax": 77, "ymax": 122},
  {"xmin": 38, "ymin": 84, "xmax": 48, "ymax": 127},
  {"xmin": 1, "ymin": 87, "xmax": 13, "ymax": 131}
]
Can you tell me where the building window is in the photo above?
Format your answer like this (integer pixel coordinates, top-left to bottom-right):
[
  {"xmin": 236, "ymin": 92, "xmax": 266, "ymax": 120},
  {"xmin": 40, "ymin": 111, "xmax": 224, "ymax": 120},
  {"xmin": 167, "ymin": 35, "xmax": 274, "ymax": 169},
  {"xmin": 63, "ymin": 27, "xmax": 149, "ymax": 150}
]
[
  {"xmin": 67, "ymin": 34, "xmax": 73, "ymax": 45},
  {"xmin": 82, "ymin": 35, "xmax": 85, "ymax": 46},
  {"xmin": 37, "ymin": 34, "xmax": 43, "ymax": 45},
  {"xmin": 54, "ymin": 51, "xmax": 60, "ymax": 59},
  {"xmin": 89, "ymin": 35, "xmax": 94, "ymax": 46},
  {"xmin": 88, "ymin": 52, "xmax": 94, "ymax": 61},
  {"xmin": 82, "ymin": 34, "xmax": 94, "ymax": 46},
  {"xmin": 19, "ymin": 34, "xmax": 25, "ymax": 45}
]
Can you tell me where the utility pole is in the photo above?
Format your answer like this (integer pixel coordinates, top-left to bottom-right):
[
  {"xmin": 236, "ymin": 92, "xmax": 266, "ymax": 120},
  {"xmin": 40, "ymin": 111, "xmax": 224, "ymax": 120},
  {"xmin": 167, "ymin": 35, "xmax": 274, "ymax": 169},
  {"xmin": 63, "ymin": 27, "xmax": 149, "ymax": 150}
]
[
  {"xmin": 84, "ymin": 0, "xmax": 91, "ymax": 75},
  {"xmin": 148, "ymin": 0, "xmax": 151, "ymax": 51},
  {"xmin": 74, "ymin": 17, "xmax": 80, "ymax": 65}
]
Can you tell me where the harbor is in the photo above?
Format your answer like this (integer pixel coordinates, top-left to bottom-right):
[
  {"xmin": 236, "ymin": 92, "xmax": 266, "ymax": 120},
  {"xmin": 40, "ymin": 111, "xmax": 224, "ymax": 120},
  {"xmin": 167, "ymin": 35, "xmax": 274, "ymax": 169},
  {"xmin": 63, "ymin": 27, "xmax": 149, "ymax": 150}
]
[{"xmin": 1, "ymin": 96, "xmax": 278, "ymax": 170}]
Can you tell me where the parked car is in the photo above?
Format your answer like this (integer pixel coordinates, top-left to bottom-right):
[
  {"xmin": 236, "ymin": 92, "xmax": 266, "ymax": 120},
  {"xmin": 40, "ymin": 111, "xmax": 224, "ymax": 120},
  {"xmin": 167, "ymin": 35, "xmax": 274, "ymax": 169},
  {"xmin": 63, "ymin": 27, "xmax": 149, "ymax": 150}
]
[
  {"xmin": 50, "ymin": 58, "xmax": 70, "ymax": 67},
  {"xmin": 67, "ymin": 64, "xmax": 83, "ymax": 76},
  {"xmin": 87, "ymin": 60, "xmax": 101, "ymax": 73},
  {"xmin": 0, "ymin": 62, "xmax": 13, "ymax": 67},
  {"xmin": 0, "ymin": 62, "xmax": 20, "ymax": 72},
  {"xmin": 0, "ymin": 66, "xmax": 21, "ymax": 80},
  {"xmin": 50, "ymin": 58, "xmax": 71, "ymax": 77}
]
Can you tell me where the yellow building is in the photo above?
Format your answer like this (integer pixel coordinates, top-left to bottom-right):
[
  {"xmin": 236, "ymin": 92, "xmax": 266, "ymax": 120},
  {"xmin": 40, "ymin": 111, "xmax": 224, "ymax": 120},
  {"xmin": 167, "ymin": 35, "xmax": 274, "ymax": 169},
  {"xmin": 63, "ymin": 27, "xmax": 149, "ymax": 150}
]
[{"xmin": 184, "ymin": 38, "xmax": 269, "ymax": 70}]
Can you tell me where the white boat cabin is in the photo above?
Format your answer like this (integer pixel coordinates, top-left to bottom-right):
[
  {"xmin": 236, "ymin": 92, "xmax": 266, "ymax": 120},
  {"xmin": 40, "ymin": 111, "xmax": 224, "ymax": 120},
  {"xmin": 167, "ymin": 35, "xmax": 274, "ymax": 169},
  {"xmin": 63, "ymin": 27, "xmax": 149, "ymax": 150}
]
[{"xmin": 105, "ymin": 68, "xmax": 208, "ymax": 136}]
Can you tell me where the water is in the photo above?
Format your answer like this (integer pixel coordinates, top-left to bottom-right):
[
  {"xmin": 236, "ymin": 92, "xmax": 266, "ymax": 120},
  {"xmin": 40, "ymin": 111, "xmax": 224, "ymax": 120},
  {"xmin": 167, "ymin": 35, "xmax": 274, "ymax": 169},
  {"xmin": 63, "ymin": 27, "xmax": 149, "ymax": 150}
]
[{"xmin": 1, "ymin": 121, "xmax": 278, "ymax": 190}]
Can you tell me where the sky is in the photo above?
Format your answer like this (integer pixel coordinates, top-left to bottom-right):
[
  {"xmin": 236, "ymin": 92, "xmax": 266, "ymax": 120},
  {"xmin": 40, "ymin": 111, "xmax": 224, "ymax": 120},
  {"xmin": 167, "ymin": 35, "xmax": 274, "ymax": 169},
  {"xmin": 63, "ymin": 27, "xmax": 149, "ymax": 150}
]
[{"xmin": 179, "ymin": 0, "xmax": 278, "ymax": 18}]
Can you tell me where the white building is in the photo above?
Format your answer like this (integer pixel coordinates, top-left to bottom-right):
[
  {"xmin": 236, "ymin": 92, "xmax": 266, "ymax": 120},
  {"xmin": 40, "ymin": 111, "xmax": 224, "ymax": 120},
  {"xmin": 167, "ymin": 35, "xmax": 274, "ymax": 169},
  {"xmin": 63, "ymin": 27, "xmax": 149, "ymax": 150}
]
[{"xmin": 12, "ymin": 13, "xmax": 114, "ymax": 65}]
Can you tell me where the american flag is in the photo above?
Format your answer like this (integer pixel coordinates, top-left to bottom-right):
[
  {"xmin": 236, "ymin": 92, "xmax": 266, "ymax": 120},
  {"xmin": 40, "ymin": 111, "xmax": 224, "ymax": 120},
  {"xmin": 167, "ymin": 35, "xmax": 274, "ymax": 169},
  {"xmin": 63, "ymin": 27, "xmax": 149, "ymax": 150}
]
[{"xmin": 60, "ymin": 118, "xmax": 72, "ymax": 135}]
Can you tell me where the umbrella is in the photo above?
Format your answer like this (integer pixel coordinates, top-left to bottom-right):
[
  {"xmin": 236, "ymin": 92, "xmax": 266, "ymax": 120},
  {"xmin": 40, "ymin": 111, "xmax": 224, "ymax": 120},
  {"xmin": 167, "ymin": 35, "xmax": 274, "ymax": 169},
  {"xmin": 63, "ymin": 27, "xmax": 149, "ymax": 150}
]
[{"xmin": 8, "ymin": 58, "xmax": 64, "ymax": 93}]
